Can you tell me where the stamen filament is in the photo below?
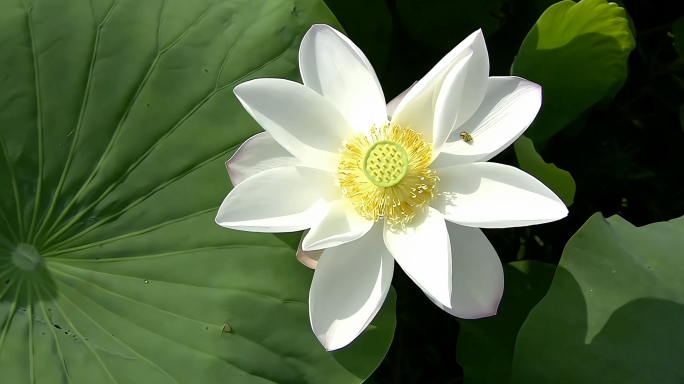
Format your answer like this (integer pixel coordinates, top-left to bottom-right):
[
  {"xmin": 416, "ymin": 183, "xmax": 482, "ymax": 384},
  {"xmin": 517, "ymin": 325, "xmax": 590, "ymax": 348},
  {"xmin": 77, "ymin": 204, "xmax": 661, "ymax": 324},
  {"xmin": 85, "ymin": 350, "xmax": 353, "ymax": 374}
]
[{"xmin": 336, "ymin": 123, "xmax": 439, "ymax": 228}]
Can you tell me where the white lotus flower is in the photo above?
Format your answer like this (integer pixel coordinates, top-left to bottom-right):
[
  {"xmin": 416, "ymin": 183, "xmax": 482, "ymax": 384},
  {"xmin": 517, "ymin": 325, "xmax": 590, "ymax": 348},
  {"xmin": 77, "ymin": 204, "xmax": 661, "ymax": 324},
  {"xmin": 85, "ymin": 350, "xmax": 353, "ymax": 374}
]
[{"xmin": 216, "ymin": 25, "xmax": 567, "ymax": 351}]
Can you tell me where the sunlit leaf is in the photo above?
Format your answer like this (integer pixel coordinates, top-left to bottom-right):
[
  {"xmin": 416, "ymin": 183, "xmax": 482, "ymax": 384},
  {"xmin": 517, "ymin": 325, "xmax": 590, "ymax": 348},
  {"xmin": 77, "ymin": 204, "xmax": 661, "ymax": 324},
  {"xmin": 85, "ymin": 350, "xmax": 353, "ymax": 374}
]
[
  {"xmin": 514, "ymin": 136, "xmax": 576, "ymax": 206},
  {"xmin": 512, "ymin": 0, "xmax": 635, "ymax": 147},
  {"xmin": 612, "ymin": 0, "xmax": 636, "ymax": 38},
  {"xmin": 0, "ymin": 0, "xmax": 395, "ymax": 382},
  {"xmin": 511, "ymin": 213, "xmax": 684, "ymax": 384}
]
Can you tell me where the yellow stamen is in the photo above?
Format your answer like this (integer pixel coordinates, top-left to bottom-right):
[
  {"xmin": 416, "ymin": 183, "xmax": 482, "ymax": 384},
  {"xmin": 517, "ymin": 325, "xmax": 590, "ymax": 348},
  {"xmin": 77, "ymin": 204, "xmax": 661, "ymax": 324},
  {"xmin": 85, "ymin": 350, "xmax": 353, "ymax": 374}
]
[{"xmin": 336, "ymin": 123, "xmax": 438, "ymax": 228}]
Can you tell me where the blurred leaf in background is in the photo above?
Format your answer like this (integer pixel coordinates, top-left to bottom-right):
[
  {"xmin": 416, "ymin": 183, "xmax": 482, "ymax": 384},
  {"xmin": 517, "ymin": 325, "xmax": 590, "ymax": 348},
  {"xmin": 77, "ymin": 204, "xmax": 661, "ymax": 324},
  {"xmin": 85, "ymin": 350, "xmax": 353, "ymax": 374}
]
[
  {"xmin": 511, "ymin": 213, "xmax": 684, "ymax": 384},
  {"xmin": 613, "ymin": 0, "xmax": 637, "ymax": 37},
  {"xmin": 456, "ymin": 261, "xmax": 556, "ymax": 384},
  {"xmin": 512, "ymin": 0, "xmax": 636, "ymax": 147},
  {"xmin": 514, "ymin": 136, "xmax": 576, "ymax": 206},
  {"xmin": 673, "ymin": 16, "xmax": 684, "ymax": 58},
  {"xmin": 395, "ymin": 0, "xmax": 505, "ymax": 52}
]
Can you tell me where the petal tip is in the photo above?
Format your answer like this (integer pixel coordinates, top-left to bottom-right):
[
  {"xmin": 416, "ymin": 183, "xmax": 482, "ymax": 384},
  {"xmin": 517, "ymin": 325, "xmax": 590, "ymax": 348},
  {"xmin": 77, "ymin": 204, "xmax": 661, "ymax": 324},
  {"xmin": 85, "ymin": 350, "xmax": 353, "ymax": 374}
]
[
  {"xmin": 323, "ymin": 341, "xmax": 344, "ymax": 352},
  {"xmin": 322, "ymin": 334, "xmax": 354, "ymax": 352},
  {"xmin": 467, "ymin": 306, "xmax": 499, "ymax": 320},
  {"xmin": 304, "ymin": 24, "xmax": 340, "ymax": 42},
  {"xmin": 232, "ymin": 80, "xmax": 250, "ymax": 95},
  {"xmin": 310, "ymin": 23, "xmax": 332, "ymax": 31},
  {"xmin": 471, "ymin": 28, "xmax": 485, "ymax": 42},
  {"xmin": 313, "ymin": 330, "xmax": 351, "ymax": 352},
  {"xmin": 552, "ymin": 202, "xmax": 570, "ymax": 220},
  {"xmin": 432, "ymin": 289, "xmax": 454, "ymax": 310},
  {"xmin": 561, "ymin": 205, "xmax": 570, "ymax": 217},
  {"xmin": 301, "ymin": 239, "xmax": 322, "ymax": 252},
  {"xmin": 225, "ymin": 160, "xmax": 239, "ymax": 185}
]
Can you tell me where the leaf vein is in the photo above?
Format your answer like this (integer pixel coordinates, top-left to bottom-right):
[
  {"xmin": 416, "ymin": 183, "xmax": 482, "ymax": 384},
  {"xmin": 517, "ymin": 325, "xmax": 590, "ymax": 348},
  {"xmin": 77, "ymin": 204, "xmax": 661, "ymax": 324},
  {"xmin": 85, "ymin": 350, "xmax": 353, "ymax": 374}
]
[
  {"xmin": 32, "ymin": 0, "xmax": 120, "ymax": 245},
  {"xmin": 39, "ymin": 284, "xmax": 121, "ymax": 384},
  {"xmin": 36, "ymin": 289, "xmax": 72, "ymax": 384},
  {"xmin": 24, "ymin": 4, "xmax": 45, "ymax": 242},
  {"xmin": 51, "ymin": 271, "xmax": 282, "ymax": 384}
]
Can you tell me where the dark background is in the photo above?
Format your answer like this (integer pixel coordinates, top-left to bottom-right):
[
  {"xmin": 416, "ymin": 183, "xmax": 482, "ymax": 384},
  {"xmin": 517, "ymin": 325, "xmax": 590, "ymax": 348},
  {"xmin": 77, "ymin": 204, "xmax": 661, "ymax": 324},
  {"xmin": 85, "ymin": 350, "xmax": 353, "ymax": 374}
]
[{"xmin": 322, "ymin": 0, "xmax": 684, "ymax": 382}]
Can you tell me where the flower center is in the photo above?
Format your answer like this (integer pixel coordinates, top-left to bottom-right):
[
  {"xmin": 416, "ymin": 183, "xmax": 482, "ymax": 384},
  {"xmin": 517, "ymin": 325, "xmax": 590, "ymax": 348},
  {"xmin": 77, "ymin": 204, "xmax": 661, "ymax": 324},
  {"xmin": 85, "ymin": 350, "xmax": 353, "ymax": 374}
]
[
  {"xmin": 363, "ymin": 140, "xmax": 409, "ymax": 187},
  {"xmin": 337, "ymin": 124, "xmax": 438, "ymax": 228}
]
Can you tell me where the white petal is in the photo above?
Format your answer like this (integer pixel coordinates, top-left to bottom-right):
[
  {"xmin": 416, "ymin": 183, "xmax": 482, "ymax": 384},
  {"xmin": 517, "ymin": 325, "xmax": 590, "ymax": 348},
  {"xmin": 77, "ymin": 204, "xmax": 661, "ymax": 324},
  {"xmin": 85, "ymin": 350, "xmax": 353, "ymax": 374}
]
[
  {"xmin": 383, "ymin": 207, "xmax": 452, "ymax": 307},
  {"xmin": 432, "ymin": 77, "xmax": 542, "ymax": 168},
  {"xmin": 309, "ymin": 223, "xmax": 393, "ymax": 351},
  {"xmin": 297, "ymin": 229, "xmax": 323, "ymax": 269},
  {"xmin": 391, "ymin": 30, "xmax": 488, "ymax": 154},
  {"xmin": 300, "ymin": 24, "xmax": 387, "ymax": 132},
  {"xmin": 215, "ymin": 166, "xmax": 340, "ymax": 232},
  {"xmin": 386, "ymin": 81, "xmax": 416, "ymax": 120},
  {"xmin": 431, "ymin": 162, "xmax": 568, "ymax": 228},
  {"xmin": 425, "ymin": 222, "xmax": 504, "ymax": 319},
  {"xmin": 432, "ymin": 42, "xmax": 489, "ymax": 153},
  {"xmin": 303, "ymin": 199, "xmax": 374, "ymax": 251},
  {"xmin": 233, "ymin": 78, "xmax": 353, "ymax": 172},
  {"xmin": 226, "ymin": 132, "xmax": 301, "ymax": 186}
]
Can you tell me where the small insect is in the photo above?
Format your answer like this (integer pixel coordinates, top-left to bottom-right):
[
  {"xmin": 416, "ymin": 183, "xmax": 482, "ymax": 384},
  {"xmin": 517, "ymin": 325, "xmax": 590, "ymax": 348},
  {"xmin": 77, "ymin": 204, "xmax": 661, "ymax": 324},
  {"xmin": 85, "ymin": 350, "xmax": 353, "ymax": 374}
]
[
  {"xmin": 460, "ymin": 132, "xmax": 474, "ymax": 143},
  {"xmin": 222, "ymin": 322, "xmax": 232, "ymax": 333}
]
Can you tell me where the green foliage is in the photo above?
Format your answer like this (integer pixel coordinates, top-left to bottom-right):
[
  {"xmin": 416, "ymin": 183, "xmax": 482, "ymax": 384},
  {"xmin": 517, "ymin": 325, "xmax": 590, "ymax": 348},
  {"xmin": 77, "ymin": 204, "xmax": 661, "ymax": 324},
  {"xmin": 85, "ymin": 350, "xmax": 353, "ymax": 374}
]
[
  {"xmin": 457, "ymin": 214, "xmax": 684, "ymax": 384},
  {"xmin": 673, "ymin": 17, "xmax": 684, "ymax": 58},
  {"xmin": 514, "ymin": 136, "xmax": 576, "ymax": 206},
  {"xmin": 0, "ymin": 0, "xmax": 395, "ymax": 382},
  {"xmin": 511, "ymin": 213, "xmax": 684, "ymax": 384},
  {"xmin": 456, "ymin": 261, "xmax": 556, "ymax": 384},
  {"xmin": 612, "ymin": 0, "xmax": 636, "ymax": 38},
  {"xmin": 512, "ymin": 0, "xmax": 636, "ymax": 147}
]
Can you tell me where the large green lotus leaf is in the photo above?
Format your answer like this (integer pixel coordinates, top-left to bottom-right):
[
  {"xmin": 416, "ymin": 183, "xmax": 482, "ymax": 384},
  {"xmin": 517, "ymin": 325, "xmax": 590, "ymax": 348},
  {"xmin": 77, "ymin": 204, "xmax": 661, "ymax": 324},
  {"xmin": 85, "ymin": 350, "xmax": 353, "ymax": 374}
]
[
  {"xmin": 456, "ymin": 261, "xmax": 556, "ymax": 384},
  {"xmin": 514, "ymin": 136, "xmax": 575, "ymax": 206},
  {"xmin": 510, "ymin": 213, "xmax": 684, "ymax": 384},
  {"xmin": 512, "ymin": 0, "xmax": 635, "ymax": 147},
  {"xmin": 0, "ymin": 0, "xmax": 396, "ymax": 382}
]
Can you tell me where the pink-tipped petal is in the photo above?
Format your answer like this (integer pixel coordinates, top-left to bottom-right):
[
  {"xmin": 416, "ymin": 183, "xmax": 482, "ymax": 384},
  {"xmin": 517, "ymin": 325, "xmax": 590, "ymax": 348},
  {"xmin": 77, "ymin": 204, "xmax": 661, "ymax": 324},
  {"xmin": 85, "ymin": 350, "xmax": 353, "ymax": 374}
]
[
  {"xmin": 226, "ymin": 132, "xmax": 301, "ymax": 186},
  {"xmin": 215, "ymin": 166, "xmax": 340, "ymax": 232},
  {"xmin": 234, "ymin": 78, "xmax": 352, "ymax": 172},
  {"xmin": 309, "ymin": 223, "xmax": 393, "ymax": 351},
  {"xmin": 383, "ymin": 207, "xmax": 452, "ymax": 308},
  {"xmin": 424, "ymin": 222, "xmax": 504, "ymax": 319},
  {"xmin": 303, "ymin": 199, "xmax": 374, "ymax": 251},
  {"xmin": 432, "ymin": 77, "xmax": 542, "ymax": 167},
  {"xmin": 297, "ymin": 229, "xmax": 323, "ymax": 269},
  {"xmin": 431, "ymin": 162, "xmax": 568, "ymax": 228},
  {"xmin": 392, "ymin": 30, "xmax": 489, "ymax": 156}
]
